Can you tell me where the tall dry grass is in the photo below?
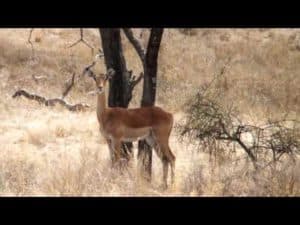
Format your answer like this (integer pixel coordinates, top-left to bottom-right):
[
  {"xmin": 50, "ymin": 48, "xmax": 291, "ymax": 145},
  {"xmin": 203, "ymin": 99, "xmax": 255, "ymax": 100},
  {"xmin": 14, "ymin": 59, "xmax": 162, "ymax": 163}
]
[{"xmin": 0, "ymin": 28, "xmax": 299, "ymax": 196}]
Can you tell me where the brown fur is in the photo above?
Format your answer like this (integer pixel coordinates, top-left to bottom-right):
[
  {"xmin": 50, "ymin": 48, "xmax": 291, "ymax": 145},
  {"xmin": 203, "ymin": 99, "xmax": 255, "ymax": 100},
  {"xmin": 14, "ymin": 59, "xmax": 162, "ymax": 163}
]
[
  {"xmin": 104, "ymin": 107, "xmax": 173, "ymax": 128},
  {"xmin": 94, "ymin": 73, "xmax": 175, "ymax": 188}
]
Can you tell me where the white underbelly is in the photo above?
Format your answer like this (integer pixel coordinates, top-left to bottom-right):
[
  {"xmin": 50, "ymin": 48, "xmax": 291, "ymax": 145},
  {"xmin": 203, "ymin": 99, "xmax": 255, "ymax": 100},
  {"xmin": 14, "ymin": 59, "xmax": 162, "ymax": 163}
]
[
  {"xmin": 122, "ymin": 136, "xmax": 147, "ymax": 142},
  {"xmin": 122, "ymin": 127, "xmax": 151, "ymax": 142}
]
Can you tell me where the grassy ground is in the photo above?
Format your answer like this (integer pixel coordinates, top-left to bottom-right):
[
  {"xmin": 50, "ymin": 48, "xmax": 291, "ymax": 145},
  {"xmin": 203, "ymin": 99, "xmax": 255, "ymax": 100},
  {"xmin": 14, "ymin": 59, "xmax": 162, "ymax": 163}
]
[{"xmin": 0, "ymin": 28, "xmax": 299, "ymax": 196}]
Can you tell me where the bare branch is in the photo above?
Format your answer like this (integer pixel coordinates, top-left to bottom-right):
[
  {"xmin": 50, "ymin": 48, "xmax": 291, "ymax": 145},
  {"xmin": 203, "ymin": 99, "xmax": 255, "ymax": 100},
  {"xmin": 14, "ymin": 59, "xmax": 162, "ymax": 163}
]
[
  {"xmin": 62, "ymin": 73, "xmax": 76, "ymax": 99},
  {"xmin": 130, "ymin": 72, "xmax": 144, "ymax": 90},
  {"xmin": 179, "ymin": 89, "xmax": 300, "ymax": 171},
  {"xmin": 201, "ymin": 56, "xmax": 232, "ymax": 96},
  {"xmin": 235, "ymin": 136, "xmax": 258, "ymax": 168},
  {"xmin": 68, "ymin": 29, "xmax": 94, "ymax": 55},
  {"xmin": 123, "ymin": 28, "xmax": 146, "ymax": 66},
  {"xmin": 13, "ymin": 89, "xmax": 46, "ymax": 103},
  {"xmin": 12, "ymin": 89, "xmax": 89, "ymax": 112},
  {"xmin": 28, "ymin": 28, "xmax": 35, "ymax": 59}
]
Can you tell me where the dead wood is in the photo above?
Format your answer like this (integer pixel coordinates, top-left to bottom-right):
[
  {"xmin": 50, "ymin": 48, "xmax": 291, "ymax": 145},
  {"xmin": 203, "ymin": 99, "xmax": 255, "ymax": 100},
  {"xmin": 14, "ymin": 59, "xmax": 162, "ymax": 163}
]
[{"xmin": 12, "ymin": 89, "xmax": 90, "ymax": 112}]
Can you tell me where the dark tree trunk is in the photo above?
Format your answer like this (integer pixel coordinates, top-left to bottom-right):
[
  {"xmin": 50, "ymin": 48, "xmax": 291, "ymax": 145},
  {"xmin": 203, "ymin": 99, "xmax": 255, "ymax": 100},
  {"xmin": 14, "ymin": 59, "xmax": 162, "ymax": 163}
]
[
  {"xmin": 99, "ymin": 28, "xmax": 132, "ymax": 107},
  {"xmin": 138, "ymin": 28, "xmax": 164, "ymax": 182},
  {"xmin": 99, "ymin": 28, "xmax": 133, "ymax": 160}
]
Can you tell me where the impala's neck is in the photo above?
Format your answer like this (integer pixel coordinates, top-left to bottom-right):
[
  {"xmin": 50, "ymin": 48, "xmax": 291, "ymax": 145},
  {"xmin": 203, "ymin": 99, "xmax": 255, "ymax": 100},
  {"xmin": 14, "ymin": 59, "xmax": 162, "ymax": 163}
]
[{"xmin": 96, "ymin": 90, "xmax": 107, "ymax": 124}]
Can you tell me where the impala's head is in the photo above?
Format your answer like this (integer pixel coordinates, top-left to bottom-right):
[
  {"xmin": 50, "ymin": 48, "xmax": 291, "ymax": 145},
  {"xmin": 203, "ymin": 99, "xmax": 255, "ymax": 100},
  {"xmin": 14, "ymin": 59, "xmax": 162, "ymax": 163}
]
[
  {"xmin": 94, "ymin": 68, "xmax": 115, "ymax": 94},
  {"xmin": 94, "ymin": 73, "xmax": 108, "ymax": 93}
]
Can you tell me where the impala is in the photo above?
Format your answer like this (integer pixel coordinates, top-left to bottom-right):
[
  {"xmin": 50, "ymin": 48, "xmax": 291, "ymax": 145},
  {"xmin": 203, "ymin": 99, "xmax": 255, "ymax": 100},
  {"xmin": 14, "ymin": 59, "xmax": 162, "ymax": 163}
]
[{"xmin": 84, "ymin": 67, "xmax": 175, "ymax": 188}]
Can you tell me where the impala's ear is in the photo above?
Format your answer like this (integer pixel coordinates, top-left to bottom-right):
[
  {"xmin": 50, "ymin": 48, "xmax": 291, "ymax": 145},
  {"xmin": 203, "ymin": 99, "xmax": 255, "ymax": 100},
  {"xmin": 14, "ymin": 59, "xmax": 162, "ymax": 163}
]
[{"xmin": 106, "ymin": 68, "xmax": 115, "ymax": 80}]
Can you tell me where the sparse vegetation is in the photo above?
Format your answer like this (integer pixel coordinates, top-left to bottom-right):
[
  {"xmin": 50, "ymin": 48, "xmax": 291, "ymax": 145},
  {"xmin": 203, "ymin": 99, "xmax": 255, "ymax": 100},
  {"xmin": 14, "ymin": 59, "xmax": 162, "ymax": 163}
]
[
  {"xmin": 178, "ymin": 85, "xmax": 300, "ymax": 168},
  {"xmin": 0, "ymin": 28, "xmax": 300, "ymax": 196}
]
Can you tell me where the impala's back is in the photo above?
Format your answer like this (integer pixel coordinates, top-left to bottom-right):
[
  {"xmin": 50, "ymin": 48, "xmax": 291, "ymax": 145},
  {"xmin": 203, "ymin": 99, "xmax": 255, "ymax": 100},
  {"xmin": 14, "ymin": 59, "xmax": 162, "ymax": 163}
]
[{"xmin": 106, "ymin": 106, "xmax": 173, "ymax": 129}]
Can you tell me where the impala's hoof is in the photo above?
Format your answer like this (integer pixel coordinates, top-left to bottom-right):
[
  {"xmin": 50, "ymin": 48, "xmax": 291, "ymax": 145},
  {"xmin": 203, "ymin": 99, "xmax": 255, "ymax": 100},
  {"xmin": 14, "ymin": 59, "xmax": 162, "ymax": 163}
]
[{"xmin": 159, "ymin": 183, "xmax": 168, "ymax": 191}]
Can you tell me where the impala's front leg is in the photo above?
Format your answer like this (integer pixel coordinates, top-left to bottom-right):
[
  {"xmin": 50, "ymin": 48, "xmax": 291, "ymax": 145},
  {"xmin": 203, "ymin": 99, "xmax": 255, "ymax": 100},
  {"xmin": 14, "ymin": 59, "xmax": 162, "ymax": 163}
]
[{"xmin": 111, "ymin": 139, "xmax": 122, "ymax": 168}]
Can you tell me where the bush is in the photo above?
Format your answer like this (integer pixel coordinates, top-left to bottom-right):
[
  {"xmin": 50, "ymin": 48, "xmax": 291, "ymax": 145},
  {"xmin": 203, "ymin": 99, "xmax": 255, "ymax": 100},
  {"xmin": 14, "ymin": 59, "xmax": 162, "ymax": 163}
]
[{"xmin": 178, "ymin": 83, "xmax": 300, "ymax": 170}]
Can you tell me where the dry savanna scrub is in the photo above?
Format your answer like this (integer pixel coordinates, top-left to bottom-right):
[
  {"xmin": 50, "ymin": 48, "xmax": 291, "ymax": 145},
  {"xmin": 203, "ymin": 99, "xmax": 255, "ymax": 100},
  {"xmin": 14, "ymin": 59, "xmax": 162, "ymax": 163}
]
[{"xmin": 0, "ymin": 28, "xmax": 299, "ymax": 196}]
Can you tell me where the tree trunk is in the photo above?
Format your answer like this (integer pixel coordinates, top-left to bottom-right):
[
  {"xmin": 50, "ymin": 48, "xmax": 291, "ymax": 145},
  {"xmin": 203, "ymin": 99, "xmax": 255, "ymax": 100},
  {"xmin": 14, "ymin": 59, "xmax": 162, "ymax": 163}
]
[
  {"xmin": 138, "ymin": 28, "xmax": 164, "ymax": 182},
  {"xmin": 99, "ymin": 28, "xmax": 133, "ymax": 160}
]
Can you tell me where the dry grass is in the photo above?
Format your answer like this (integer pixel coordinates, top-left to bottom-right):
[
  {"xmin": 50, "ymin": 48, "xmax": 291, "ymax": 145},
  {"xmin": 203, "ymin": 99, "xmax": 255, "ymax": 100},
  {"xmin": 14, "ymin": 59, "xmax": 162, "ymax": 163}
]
[
  {"xmin": 0, "ymin": 28, "xmax": 300, "ymax": 196},
  {"xmin": 0, "ymin": 99, "xmax": 188, "ymax": 196},
  {"xmin": 180, "ymin": 151, "xmax": 300, "ymax": 196}
]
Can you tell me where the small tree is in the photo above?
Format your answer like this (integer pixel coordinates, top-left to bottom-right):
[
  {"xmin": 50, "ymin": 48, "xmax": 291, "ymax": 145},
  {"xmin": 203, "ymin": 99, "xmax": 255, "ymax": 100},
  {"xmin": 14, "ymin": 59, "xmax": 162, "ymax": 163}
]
[
  {"xmin": 98, "ymin": 28, "xmax": 164, "ymax": 180},
  {"xmin": 123, "ymin": 28, "xmax": 164, "ymax": 181},
  {"xmin": 99, "ymin": 28, "xmax": 142, "ymax": 161},
  {"xmin": 179, "ymin": 87, "xmax": 300, "ymax": 171}
]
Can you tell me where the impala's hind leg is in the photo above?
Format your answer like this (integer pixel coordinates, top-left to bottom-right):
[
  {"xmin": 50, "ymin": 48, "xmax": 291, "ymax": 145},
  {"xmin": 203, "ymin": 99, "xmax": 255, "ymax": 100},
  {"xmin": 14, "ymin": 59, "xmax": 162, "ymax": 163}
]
[
  {"xmin": 145, "ymin": 133, "xmax": 167, "ymax": 188},
  {"xmin": 159, "ymin": 144, "xmax": 176, "ymax": 188},
  {"xmin": 152, "ymin": 133, "xmax": 175, "ymax": 188},
  {"xmin": 106, "ymin": 138, "xmax": 114, "ymax": 164},
  {"xmin": 166, "ymin": 145, "xmax": 175, "ymax": 185},
  {"xmin": 145, "ymin": 136, "xmax": 168, "ymax": 188},
  {"xmin": 162, "ymin": 157, "xmax": 169, "ymax": 189}
]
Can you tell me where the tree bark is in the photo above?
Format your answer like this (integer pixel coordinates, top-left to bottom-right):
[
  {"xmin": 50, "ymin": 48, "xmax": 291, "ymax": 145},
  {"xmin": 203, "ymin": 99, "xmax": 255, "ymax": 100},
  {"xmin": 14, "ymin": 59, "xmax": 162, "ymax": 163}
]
[
  {"xmin": 138, "ymin": 28, "xmax": 164, "ymax": 182},
  {"xmin": 99, "ymin": 28, "xmax": 133, "ymax": 160}
]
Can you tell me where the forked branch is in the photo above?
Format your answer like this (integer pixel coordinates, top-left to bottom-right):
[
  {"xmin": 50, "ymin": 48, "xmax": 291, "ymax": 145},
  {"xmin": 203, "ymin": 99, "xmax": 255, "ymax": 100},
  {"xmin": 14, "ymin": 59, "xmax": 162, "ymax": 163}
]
[
  {"xmin": 123, "ymin": 29, "xmax": 152, "ymax": 91},
  {"xmin": 68, "ymin": 29, "xmax": 94, "ymax": 55},
  {"xmin": 128, "ymin": 71, "xmax": 143, "ymax": 91}
]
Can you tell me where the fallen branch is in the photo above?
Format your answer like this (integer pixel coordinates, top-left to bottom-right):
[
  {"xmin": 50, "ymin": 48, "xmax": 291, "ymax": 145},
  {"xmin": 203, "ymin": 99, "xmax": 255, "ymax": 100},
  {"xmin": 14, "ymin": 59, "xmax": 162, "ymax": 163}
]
[{"xmin": 12, "ymin": 89, "xmax": 90, "ymax": 112}]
